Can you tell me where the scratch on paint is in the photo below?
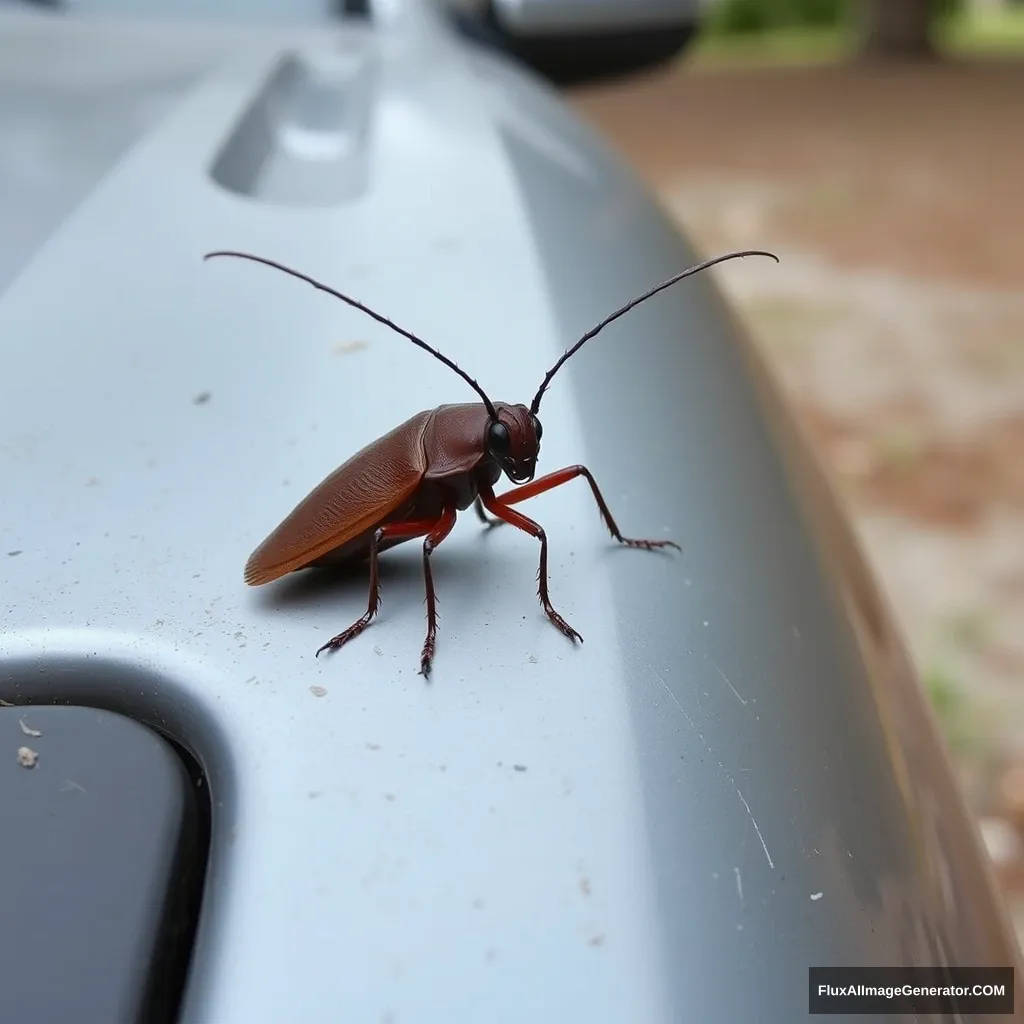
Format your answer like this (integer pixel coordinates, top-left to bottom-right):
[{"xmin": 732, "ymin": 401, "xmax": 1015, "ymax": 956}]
[
  {"xmin": 734, "ymin": 787, "xmax": 775, "ymax": 870},
  {"xmin": 706, "ymin": 655, "xmax": 748, "ymax": 706},
  {"xmin": 650, "ymin": 666, "xmax": 774, "ymax": 870},
  {"xmin": 734, "ymin": 866, "xmax": 743, "ymax": 902}
]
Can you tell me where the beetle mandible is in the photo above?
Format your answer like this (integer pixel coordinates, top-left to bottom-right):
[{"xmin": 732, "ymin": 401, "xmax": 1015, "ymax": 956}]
[{"xmin": 204, "ymin": 248, "xmax": 778, "ymax": 676}]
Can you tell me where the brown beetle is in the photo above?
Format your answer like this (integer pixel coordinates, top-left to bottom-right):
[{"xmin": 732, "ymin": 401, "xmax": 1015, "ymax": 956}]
[{"xmin": 204, "ymin": 248, "xmax": 778, "ymax": 676}]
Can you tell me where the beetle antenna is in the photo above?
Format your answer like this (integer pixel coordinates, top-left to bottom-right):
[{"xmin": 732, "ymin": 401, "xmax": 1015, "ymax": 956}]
[
  {"xmin": 204, "ymin": 250, "xmax": 499, "ymax": 419},
  {"xmin": 529, "ymin": 249, "xmax": 779, "ymax": 415}
]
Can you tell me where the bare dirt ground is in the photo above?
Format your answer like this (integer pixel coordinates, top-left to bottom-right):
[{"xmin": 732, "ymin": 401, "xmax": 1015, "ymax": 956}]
[{"xmin": 570, "ymin": 55, "xmax": 1024, "ymax": 933}]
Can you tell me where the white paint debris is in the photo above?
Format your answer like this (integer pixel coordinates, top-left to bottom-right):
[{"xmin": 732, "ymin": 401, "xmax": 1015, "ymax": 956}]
[
  {"xmin": 17, "ymin": 746, "xmax": 38, "ymax": 768},
  {"xmin": 18, "ymin": 718, "xmax": 41, "ymax": 738},
  {"xmin": 810, "ymin": 892, "xmax": 823, "ymax": 901}
]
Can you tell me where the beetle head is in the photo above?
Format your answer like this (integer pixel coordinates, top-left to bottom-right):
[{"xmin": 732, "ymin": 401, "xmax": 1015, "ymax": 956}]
[{"xmin": 487, "ymin": 403, "xmax": 542, "ymax": 484}]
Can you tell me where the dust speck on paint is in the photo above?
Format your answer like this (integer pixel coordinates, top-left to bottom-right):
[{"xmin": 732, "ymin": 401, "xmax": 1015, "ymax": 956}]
[
  {"xmin": 333, "ymin": 340, "xmax": 369, "ymax": 356},
  {"xmin": 193, "ymin": 391, "xmax": 211, "ymax": 405},
  {"xmin": 309, "ymin": 685, "xmax": 328, "ymax": 697},
  {"xmin": 17, "ymin": 746, "xmax": 38, "ymax": 768}
]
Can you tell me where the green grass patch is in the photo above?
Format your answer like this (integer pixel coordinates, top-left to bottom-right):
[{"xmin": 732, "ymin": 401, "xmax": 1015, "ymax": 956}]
[
  {"xmin": 688, "ymin": 8, "xmax": 1024, "ymax": 70},
  {"xmin": 923, "ymin": 662, "xmax": 978, "ymax": 755},
  {"xmin": 742, "ymin": 295, "xmax": 843, "ymax": 353},
  {"xmin": 691, "ymin": 24, "xmax": 851, "ymax": 68},
  {"xmin": 940, "ymin": 7, "xmax": 1024, "ymax": 54},
  {"xmin": 873, "ymin": 429, "xmax": 925, "ymax": 472},
  {"xmin": 945, "ymin": 609, "xmax": 992, "ymax": 651}
]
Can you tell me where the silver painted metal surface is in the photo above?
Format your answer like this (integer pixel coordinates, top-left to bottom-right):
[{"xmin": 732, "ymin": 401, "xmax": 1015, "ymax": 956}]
[
  {"xmin": 65, "ymin": 0, "xmax": 333, "ymax": 21},
  {"xmin": 1, "ymin": 4, "xmax": 1020, "ymax": 1023}
]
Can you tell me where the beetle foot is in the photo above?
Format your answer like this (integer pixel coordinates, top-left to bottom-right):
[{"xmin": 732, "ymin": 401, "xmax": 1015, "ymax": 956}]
[
  {"xmin": 617, "ymin": 536, "xmax": 681, "ymax": 553},
  {"xmin": 542, "ymin": 602, "xmax": 583, "ymax": 645},
  {"xmin": 315, "ymin": 614, "xmax": 374, "ymax": 657},
  {"xmin": 418, "ymin": 642, "xmax": 434, "ymax": 679}
]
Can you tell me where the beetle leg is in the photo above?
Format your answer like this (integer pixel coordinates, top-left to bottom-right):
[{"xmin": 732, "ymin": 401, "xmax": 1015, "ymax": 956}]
[
  {"xmin": 478, "ymin": 484, "xmax": 583, "ymax": 645},
  {"xmin": 495, "ymin": 465, "xmax": 680, "ymax": 552},
  {"xmin": 473, "ymin": 496, "xmax": 502, "ymax": 528},
  {"xmin": 419, "ymin": 503, "xmax": 458, "ymax": 678},
  {"xmin": 314, "ymin": 515, "xmax": 444, "ymax": 659}
]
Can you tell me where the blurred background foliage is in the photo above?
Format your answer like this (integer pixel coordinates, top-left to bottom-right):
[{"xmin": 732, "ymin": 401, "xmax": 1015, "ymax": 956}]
[
  {"xmin": 705, "ymin": 0, "xmax": 962, "ymax": 36},
  {"xmin": 692, "ymin": 0, "xmax": 1024, "ymax": 63}
]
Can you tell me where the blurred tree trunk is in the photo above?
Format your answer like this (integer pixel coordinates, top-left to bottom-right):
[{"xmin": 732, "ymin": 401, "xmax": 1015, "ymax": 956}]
[{"xmin": 857, "ymin": 0, "xmax": 938, "ymax": 60}]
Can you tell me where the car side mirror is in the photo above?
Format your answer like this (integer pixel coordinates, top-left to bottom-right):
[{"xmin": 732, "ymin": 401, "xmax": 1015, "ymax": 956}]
[{"xmin": 449, "ymin": 0, "xmax": 700, "ymax": 86}]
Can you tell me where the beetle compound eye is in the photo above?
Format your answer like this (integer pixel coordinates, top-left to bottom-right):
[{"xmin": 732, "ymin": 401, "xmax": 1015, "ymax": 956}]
[
  {"xmin": 531, "ymin": 416, "xmax": 543, "ymax": 442},
  {"xmin": 488, "ymin": 421, "xmax": 511, "ymax": 456}
]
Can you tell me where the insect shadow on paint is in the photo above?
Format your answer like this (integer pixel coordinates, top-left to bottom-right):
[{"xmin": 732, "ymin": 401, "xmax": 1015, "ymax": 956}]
[{"xmin": 204, "ymin": 248, "xmax": 778, "ymax": 676}]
